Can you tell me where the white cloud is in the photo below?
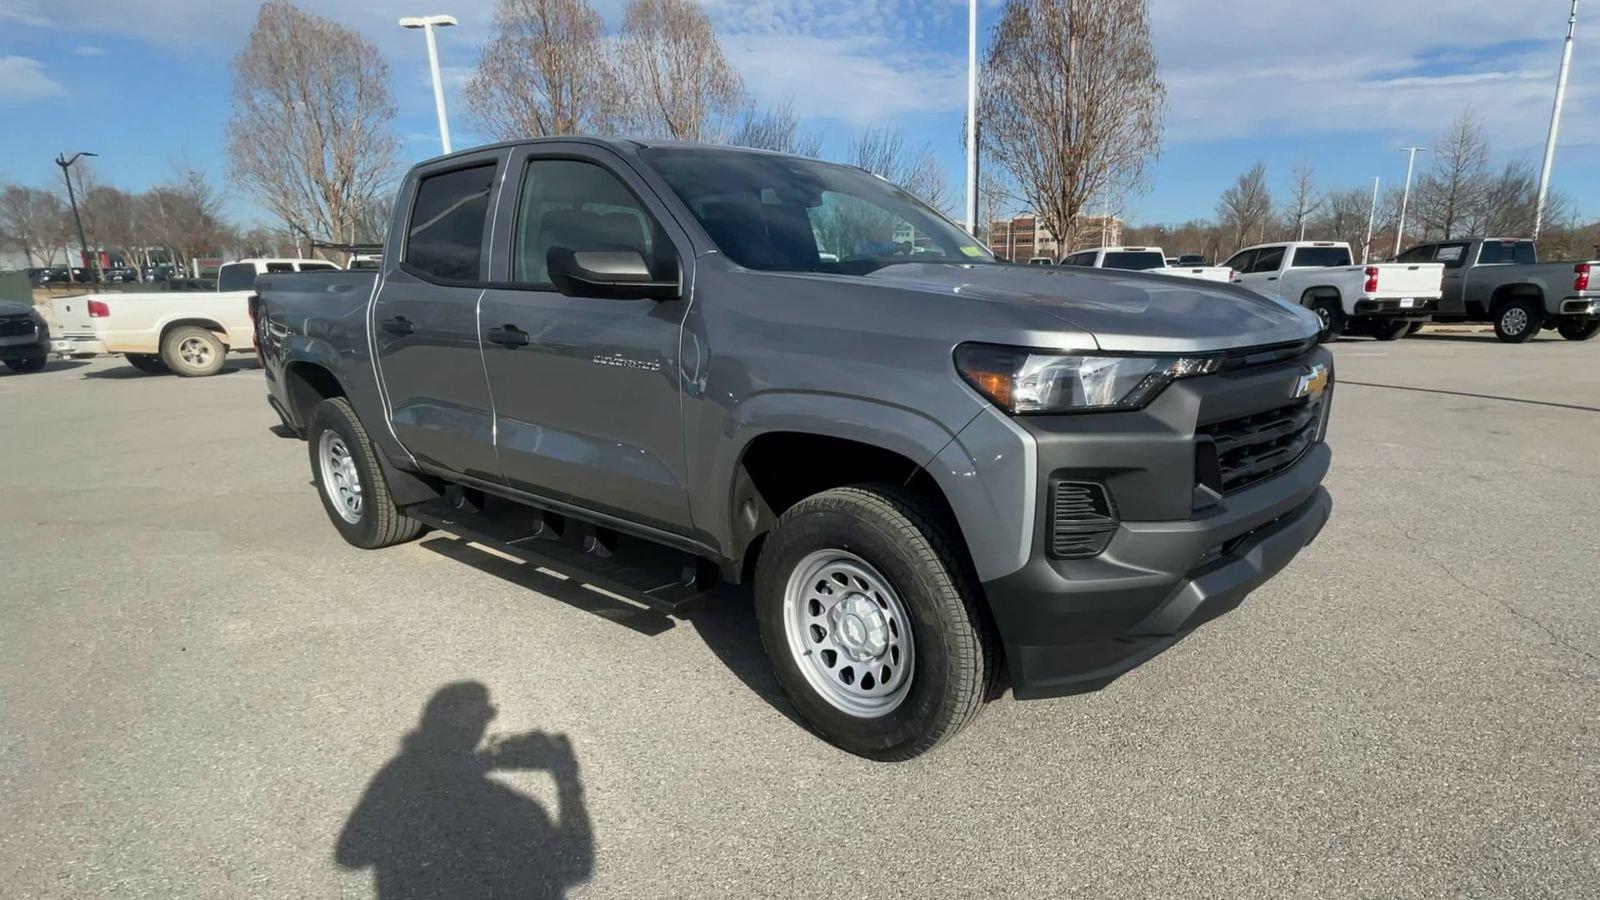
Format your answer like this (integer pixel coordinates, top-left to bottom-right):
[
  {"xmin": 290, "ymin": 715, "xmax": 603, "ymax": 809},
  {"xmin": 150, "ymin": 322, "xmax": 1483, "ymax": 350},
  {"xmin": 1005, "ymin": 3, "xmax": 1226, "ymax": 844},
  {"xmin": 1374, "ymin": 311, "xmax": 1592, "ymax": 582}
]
[
  {"xmin": 723, "ymin": 33, "xmax": 964, "ymax": 124},
  {"xmin": 0, "ymin": 56, "xmax": 67, "ymax": 103},
  {"xmin": 74, "ymin": 45, "xmax": 107, "ymax": 57}
]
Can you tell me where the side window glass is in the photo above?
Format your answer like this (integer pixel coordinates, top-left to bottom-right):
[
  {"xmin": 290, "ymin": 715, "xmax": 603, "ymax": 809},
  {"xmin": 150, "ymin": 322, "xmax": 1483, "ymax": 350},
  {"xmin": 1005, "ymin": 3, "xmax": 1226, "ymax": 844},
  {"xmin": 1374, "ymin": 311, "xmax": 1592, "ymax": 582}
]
[
  {"xmin": 1396, "ymin": 246, "xmax": 1432, "ymax": 263},
  {"xmin": 1250, "ymin": 246, "xmax": 1285, "ymax": 273},
  {"xmin": 513, "ymin": 158, "xmax": 667, "ymax": 285},
  {"xmin": 1435, "ymin": 244, "xmax": 1467, "ymax": 269},
  {"xmin": 405, "ymin": 163, "xmax": 497, "ymax": 282},
  {"xmin": 265, "ymin": 262, "xmax": 295, "ymax": 274},
  {"xmin": 1224, "ymin": 250, "xmax": 1255, "ymax": 272}
]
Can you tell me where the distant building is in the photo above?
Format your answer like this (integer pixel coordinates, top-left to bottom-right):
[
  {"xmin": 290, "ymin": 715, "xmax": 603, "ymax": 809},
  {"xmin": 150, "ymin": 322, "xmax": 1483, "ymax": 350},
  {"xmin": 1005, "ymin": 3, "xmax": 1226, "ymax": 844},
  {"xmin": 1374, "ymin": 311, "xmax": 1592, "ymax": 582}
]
[{"xmin": 988, "ymin": 214, "xmax": 1123, "ymax": 263}]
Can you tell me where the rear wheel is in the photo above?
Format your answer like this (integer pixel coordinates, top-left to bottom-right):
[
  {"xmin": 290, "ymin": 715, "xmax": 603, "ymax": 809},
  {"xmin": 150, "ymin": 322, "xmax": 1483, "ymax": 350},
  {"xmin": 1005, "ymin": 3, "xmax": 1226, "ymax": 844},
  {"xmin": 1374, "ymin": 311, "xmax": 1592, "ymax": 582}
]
[
  {"xmin": 160, "ymin": 326, "xmax": 227, "ymax": 376},
  {"xmin": 1310, "ymin": 298, "xmax": 1345, "ymax": 343},
  {"xmin": 1369, "ymin": 320, "xmax": 1410, "ymax": 341},
  {"xmin": 1556, "ymin": 318, "xmax": 1600, "ymax": 342},
  {"xmin": 3, "ymin": 355, "xmax": 46, "ymax": 374},
  {"xmin": 125, "ymin": 353, "xmax": 169, "ymax": 374},
  {"xmin": 1493, "ymin": 299, "xmax": 1543, "ymax": 343},
  {"xmin": 1405, "ymin": 321, "xmax": 1426, "ymax": 337},
  {"xmin": 754, "ymin": 485, "xmax": 995, "ymax": 760},
  {"xmin": 307, "ymin": 397, "xmax": 425, "ymax": 549}
]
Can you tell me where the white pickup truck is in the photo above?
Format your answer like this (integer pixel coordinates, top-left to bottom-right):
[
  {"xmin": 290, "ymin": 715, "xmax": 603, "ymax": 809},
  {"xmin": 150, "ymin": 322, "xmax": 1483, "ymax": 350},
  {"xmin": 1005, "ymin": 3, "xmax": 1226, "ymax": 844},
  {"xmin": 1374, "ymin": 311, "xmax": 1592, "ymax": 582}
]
[
  {"xmin": 1223, "ymin": 241, "xmax": 1445, "ymax": 342},
  {"xmin": 48, "ymin": 258, "xmax": 339, "ymax": 376},
  {"xmin": 1059, "ymin": 246, "xmax": 1233, "ymax": 283}
]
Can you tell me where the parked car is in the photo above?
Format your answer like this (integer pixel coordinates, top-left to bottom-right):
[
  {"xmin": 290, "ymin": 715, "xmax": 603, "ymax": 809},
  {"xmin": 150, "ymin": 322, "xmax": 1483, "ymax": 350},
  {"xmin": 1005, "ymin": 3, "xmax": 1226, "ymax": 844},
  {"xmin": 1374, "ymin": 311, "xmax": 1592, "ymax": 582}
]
[
  {"xmin": 81, "ymin": 258, "xmax": 338, "ymax": 376},
  {"xmin": 0, "ymin": 300, "xmax": 50, "ymax": 373},
  {"xmin": 1396, "ymin": 238, "xmax": 1600, "ymax": 342},
  {"xmin": 1225, "ymin": 241, "xmax": 1445, "ymax": 342},
  {"xmin": 1060, "ymin": 246, "xmax": 1233, "ymax": 283},
  {"xmin": 254, "ymin": 138, "xmax": 1334, "ymax": 760}
]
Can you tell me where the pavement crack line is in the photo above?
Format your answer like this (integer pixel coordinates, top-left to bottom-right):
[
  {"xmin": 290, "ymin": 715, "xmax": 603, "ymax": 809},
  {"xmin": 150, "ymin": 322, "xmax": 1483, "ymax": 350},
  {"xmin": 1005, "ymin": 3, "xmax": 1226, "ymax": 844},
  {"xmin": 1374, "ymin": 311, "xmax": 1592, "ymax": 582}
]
[{"xmin": 1402, "ymin": 526, "xmax": 1600, "ymax": 669}]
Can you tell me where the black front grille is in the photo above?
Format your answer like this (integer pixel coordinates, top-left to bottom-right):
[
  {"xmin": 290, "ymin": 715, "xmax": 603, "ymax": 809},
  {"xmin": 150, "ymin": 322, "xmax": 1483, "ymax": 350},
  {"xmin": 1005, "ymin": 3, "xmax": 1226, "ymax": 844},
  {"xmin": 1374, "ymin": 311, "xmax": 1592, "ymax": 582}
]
[
  {"xmin": 1196, "ymin": 399, "xmax": 1321, "ymax": 494},
  {"xmin": 1048, "ymin": 480, "xmax": 1118, "ymax": 559},
  {"xmin": 0, "ymin": 316, "xmax": 34, "ymax": 337}
]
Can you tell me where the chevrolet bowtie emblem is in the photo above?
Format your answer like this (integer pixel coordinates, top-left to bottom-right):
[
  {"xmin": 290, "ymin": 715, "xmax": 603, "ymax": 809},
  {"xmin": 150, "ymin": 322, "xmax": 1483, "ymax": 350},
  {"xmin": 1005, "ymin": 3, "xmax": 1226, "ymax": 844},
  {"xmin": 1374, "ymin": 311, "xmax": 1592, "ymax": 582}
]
[{"xmin": 1293, "ymin": 363, "xmax": 1330, "ymax": 400}]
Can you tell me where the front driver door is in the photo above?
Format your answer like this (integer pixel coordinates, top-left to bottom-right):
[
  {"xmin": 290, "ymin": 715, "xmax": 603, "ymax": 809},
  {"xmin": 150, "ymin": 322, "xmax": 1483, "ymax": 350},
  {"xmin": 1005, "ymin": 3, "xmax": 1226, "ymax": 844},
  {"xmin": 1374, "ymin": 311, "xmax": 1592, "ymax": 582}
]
[
  {"xmin": 371, "ymin": 152, "xmax": 505, "ymax": 481},
  {"xmin": 477, "ymin": 145, "xmax": 694, "ymax": 534}
]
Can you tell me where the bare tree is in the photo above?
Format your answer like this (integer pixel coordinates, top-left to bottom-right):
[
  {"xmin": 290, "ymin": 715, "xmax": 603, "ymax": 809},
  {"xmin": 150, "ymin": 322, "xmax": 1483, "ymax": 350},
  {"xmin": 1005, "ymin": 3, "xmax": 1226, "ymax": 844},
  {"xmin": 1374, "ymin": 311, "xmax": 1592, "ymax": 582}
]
[
  {"xmin": 142, "ymin": 165, "xmax": 230, "ymax": 270},
  {"xmin": 980, "ymin": 0, "xmax": 1164, "ymax": 251},
  {"xmin": 1283, "ymin": 159, "xmax": 1322, "ymax": 241},
  {"xmin": 467, "ymin": 0, "xmax": 619, "ymax": 139},
  {"xmin": 0, "ymin": 184, "xmax": 66, "ymax": 266},
  {"xmin": 227, "ymin": 1, "xmax": 398, "ymax": 264},
  {"xmin": 847, "ymin": 126, "xmax": 949, "ymax": 212},
  {"xmin": 1217, "ymin": 163, "xmax": 1273, "ymax": 249},
  {"xmin": 619, "ymin": 0, "xmax": 743, "ymax": 142},
  {"xmin": 728, "ymin": 99, "xmax": 822, "ymax": 157},
  {"xmin": 83, "ymin": 185, "xmax": 148, "ymax": 274},
  {"xmin": 1413, "ymin": 109, "xmax": 1490, "ymax": 240},
  {"xmin": 1316, "ymin": 186, "xmax": 1374, "ymax": 257}
]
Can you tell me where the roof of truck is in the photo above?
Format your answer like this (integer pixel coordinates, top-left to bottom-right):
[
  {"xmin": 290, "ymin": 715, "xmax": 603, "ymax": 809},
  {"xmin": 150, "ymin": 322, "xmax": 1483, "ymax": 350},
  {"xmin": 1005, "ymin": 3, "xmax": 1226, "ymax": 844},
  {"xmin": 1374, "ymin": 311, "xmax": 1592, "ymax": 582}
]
[{"xmin": 416, "ymin": 135, "xmax": 824, "ymax": 168}]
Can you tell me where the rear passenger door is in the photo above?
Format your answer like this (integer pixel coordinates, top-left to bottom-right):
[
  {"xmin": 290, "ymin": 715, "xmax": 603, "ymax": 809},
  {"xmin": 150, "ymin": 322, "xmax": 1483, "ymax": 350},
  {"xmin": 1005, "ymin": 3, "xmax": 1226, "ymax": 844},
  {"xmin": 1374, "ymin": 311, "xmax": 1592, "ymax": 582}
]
[
  {"xmin": 477, "ymin": 143, "xmax": 695, "ymax": 534},
  {"xmin": 1234, "ymin": 247, "xmax": 1285, "ymax": 296},
  {"xmin": 372, "ymin": 150, "xmax": 506, "ymax": 481}
]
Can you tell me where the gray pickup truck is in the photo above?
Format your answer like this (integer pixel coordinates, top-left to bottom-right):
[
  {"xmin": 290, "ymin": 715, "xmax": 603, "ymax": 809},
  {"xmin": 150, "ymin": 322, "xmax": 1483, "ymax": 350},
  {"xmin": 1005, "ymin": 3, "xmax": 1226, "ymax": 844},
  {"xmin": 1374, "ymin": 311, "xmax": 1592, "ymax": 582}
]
[
  {"xmin": 1396, "ymin": 237, "xmax": 1600, "ymax": 342},
  {"xmin": 254, "ymin": 138, "xmax": 1334, "ymax": 759}
]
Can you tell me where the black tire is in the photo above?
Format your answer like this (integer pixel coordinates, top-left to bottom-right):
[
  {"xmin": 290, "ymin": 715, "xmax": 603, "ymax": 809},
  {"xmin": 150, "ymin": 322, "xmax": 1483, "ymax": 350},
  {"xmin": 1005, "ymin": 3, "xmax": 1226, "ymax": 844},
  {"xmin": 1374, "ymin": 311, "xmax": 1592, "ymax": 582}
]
[
  {"xmin": 754, "ymin": 485, "xmax": 996, "ymax": 760},
  {"xmin": 306, "ymin": 397, "xmax": 425, "ymax": 549},
  {"xmin": 1493, "ymin": 299, "xmax": 1543, "ymax": 343},
  {"xmin": 1310, "ymin": 297, "xmax": 1345, "ymax": 344},
  {"xmin": 1405, "ymin": 321, "xmax": 1426, "ymax": 337},
  {"xmin": 3, "ymin": 355, "xmax": 47, "ymax": 374},
  {"xmin": 125, "ymin": 353, "xmax": 170, "ymax": 374},
  {"xmin": 1556, "ymin": 318, "xmax": 1600, "ymax": 342},
  {"xmin": 160, "ymin": 325, "xmax": 227, "ymax": 376},
  {"xmin": 1369, "ymin": 320, "xmax": 1410, "ymax": 341}
]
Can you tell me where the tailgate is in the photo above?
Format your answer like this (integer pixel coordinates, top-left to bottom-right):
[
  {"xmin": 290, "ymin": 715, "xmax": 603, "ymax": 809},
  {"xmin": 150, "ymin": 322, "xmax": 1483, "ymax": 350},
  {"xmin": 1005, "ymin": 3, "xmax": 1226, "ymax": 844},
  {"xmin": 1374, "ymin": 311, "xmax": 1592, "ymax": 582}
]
[
  {"xmin": 42, "ymin": 294, "xmax": 97, "ymax": 335},
  {"xmin": 1373, "ymin": 263, "xmax": 1444, "ymax": 298}
]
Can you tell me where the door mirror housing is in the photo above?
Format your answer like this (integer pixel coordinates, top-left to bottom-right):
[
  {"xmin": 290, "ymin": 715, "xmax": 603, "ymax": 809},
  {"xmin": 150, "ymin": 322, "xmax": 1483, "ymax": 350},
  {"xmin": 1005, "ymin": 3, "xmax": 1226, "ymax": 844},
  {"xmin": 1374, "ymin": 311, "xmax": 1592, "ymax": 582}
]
[{"xmin": 546, "ymin": 248, "xmax": 680, "ymax": 301}]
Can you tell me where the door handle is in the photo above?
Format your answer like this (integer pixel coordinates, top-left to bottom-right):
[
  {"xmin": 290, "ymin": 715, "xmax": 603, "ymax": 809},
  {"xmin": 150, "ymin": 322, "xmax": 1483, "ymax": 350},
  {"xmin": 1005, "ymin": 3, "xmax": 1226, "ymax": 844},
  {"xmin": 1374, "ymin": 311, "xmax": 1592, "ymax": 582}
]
[
  {"xmin": 381, "ymin": 316, "xmax": 414, "ymax": 336},
  {"xmin": 486, "ymin": 324, "xmax": 530, "ymax": 348},
  {"xmin": 1266, "ymin": 276, "xmax": 1278, "ymax": 281}
]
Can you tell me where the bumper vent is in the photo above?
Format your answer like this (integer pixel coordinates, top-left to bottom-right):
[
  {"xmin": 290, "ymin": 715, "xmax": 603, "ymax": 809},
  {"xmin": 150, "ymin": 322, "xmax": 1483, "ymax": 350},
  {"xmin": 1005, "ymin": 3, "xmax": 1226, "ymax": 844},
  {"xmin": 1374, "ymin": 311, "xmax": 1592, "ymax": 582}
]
[
  {"xmin": 0, "ymin": 317, "xmax": 34, "ymax": 337},
  {"xmin": 1048, "ymin": 479, "xmax": 1118, "ymax": 559},
  {"xmin": 1196, "ymin": 399, "xmax": 1321, "ymax": 495}
]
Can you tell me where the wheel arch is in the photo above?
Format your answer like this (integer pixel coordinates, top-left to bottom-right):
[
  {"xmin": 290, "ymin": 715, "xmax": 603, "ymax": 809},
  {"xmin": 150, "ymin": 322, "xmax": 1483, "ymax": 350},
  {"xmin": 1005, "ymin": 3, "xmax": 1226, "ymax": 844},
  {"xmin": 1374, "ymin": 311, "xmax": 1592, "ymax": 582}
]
[
  {"xmin": 159, "ymin": 317, "xmax": 230, "ymax": 348},
  {"xmin": 283, "ymin": 360, "xmax": 347, "ymax": 432},
  {"xmin": 1489, "ymin": 282, "xmax": 1544, "ymax": 316}
]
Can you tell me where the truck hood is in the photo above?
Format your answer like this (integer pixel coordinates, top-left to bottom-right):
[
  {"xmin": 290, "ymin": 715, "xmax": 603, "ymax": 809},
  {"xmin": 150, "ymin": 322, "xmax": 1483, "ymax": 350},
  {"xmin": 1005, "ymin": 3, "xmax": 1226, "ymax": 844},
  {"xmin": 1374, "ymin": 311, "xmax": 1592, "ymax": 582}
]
[
  {"xmin": 861, "ymin": 262, "xmax": 1320, "ymax": 353},
  {"xmin": 0, "ymin": 300, "xmax": 36, "ymax": 317}
]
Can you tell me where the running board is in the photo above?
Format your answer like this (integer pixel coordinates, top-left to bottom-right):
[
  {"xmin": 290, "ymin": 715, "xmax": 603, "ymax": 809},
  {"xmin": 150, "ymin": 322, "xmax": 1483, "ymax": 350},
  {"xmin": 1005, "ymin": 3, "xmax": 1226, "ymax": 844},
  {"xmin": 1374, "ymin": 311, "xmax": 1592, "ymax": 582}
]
[{"xmin": 406, "ymin": 499, "xmax": 715, "ymax": 617}]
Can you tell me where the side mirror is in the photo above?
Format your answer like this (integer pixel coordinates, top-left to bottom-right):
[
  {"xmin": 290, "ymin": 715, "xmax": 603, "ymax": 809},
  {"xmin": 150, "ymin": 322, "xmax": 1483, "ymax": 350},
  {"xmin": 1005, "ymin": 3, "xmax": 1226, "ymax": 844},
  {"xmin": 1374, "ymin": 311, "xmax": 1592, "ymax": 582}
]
[{"xmin": 546, "ymin": 248, "xmax": 680, "ymax": 301}]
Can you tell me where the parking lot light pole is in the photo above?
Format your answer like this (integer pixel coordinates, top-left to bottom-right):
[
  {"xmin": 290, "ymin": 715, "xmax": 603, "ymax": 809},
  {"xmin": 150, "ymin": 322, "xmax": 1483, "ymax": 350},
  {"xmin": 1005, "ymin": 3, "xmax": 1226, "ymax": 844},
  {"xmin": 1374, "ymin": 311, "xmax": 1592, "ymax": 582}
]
[
  {"xmin": 1534, "ymin": 0, "xmax": 1579, "ymax": 241},
  {"xmin": 1363, "ymin": 176, "xmax": 1381, "ymax": 264},
  {"xmin": 399, "ymin": 14, "xmax": 458, "ymax": 155},
  {"xmin": 965, "ymin": 0, "xmax": 979, "ymax": 235},
  {"xmin": 55, "ymin": 151, "xmax": 100, "ymax": 289},
  {"xmin": 1394, "ymin": 147, "xmax": 1426, "ymax": 259}
]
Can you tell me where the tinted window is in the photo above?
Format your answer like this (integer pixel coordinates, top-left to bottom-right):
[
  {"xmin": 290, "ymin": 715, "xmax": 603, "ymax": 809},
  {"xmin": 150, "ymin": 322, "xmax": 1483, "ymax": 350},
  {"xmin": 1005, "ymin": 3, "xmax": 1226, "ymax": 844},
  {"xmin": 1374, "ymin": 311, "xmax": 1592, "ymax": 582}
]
[
  {"xmin": 1250, "ymin": 246, "xmax": 1285, "ymax": 273},
  {"xmin": 298, "ymin": 261, "xmax": 338, "ymax": 271},
  {"xmin": 1101, "ymin": 251, "xmax": 1168, "ymax": 271},
  {"xmin": 643, "ymin": 147, "xmax": 991, "ymax": 274},
  {"xmin": 1477, "ymin": 240, "xmax": 1536, "ymax": 265},
  {"xmin": 1435, "ymin": 243, "xmax": 1469, "ymax": 268},
  {"xmin": 1223, "ymin": 250, "xmax": 1255, "ymax": 272},
  {"xmin": 1396, "ymin": 245, "xmax": 1434, "ymax": 263},
  {"xmin": 1289, "ymin": 246, "xmax": 1353, "ymax": 267},
  {"xmin": 217, "ymin": 263, "xmax": 256, "ymax": 292},
  {"xmin": 512, "ymin": 158, "xmax": 670, "ymax": 286},
  {"xmin": 1061, "ymin": 252, "xmax": 1095, "ymax": 267},
  {"xmin": 406, "ymin": 163, "xmax": 497, "ymax": 282},
  {"xmin": 264, "ymin": 262, "xmax": 295, "ymax": 274}
]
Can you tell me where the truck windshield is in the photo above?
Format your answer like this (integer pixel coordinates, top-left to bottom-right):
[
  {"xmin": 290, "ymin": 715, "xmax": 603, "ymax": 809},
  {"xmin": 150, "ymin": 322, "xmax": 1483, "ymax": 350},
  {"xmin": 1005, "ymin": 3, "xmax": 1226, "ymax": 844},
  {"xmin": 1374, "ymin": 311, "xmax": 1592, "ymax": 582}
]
[
  {"xmin": 641, "ymin": 148, "xmax": 993, "ymax": 274},
  {"xmin": 1101, "ymin": 251, "xmax": 1167, "ymax": 271},
  {"xmin": 1290, "ymin": 247, "xmax": 1352, "ymax": 267},
  {"xmin": 1477, "ymin": 241, "xmax": 1536, "ymax": 265}
]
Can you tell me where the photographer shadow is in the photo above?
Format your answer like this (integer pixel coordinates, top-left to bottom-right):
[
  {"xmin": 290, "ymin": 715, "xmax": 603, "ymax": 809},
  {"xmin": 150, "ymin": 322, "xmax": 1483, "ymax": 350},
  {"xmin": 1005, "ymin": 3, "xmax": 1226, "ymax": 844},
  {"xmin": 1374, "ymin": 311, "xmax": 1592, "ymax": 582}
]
[{"xmin": 335, "ymin": 682, "xmax": 594, "ymax": 899}]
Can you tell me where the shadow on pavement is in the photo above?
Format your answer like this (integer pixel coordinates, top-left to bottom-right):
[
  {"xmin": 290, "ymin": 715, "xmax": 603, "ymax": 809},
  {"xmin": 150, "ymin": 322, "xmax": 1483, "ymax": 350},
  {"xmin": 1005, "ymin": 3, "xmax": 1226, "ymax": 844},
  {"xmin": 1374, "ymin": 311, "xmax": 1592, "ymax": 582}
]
[
  {"xmin": 1406, "ymin": 332, "xmax": 1557, "ymax": 345},
  {"xmin": 0, "ymin": 359, "xmax": 89, "ymax": 376},
  {"xmin": 335, "ymin": 681, "xmax": 594, "ymax": 899},
  {"xmin": 80, "ymin": 357, "xmax": 262, "ymax": 380},
  {"xmin": 1339, "ymin": 380, "xmax": 1600, "ymax": 413}
]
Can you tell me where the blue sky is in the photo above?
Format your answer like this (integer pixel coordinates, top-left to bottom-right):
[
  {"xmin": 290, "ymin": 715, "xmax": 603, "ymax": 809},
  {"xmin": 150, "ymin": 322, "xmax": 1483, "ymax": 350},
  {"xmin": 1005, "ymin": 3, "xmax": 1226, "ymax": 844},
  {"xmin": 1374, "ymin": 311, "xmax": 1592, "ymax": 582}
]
[{"xmin": 1, "ymin": 0, "xmax": 1595, "ymax": 229}]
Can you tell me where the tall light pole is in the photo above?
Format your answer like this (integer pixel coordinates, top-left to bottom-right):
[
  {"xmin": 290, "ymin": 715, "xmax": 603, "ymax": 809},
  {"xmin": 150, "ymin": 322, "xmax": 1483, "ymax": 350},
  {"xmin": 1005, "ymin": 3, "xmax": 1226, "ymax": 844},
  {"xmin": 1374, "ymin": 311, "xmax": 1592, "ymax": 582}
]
[
  {"xmin": 1394, "ymin": 147, "xmax": 1426, "ymax": 258},
  {"xmin": 1363, "ymin": 176, "xmax": 1381, "ymax": 264},
  {"xmin": 399, "ymin": 14, "xmax": 458, "ymax": 155},
  {"xmin": 55, "ymin": 151, "xmax": 100, "ymax": 288},
  {"xmin": 1534, "ymin": 0, "xmax": 1579, "ymax": 241},
  {"xmin": 964, "ymin": 0, "xmax": 979, "ymax": 235}
]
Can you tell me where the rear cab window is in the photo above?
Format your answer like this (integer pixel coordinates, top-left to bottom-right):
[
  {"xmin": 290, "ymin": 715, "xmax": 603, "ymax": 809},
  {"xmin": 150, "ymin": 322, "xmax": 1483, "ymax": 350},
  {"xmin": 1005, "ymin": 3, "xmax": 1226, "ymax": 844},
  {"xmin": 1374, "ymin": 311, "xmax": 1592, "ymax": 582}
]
[
  {"xmin": 1476, "ymin": 240, "xmax": 1536, "ymax": 265},
  {"xmin": 1288, "ymin": 246, "xmax": 1352, "ymax": 268},
  {"xmin": 1101, "ymin": 251, "xmax": 1167, "ymax": 271},
  {"xmin": 217, "ymin": 263, "xmax": 256, "ymax": 292},
  {"xmin": 404, "ymin": 163, "xmax": 499, "ymax": 282}
]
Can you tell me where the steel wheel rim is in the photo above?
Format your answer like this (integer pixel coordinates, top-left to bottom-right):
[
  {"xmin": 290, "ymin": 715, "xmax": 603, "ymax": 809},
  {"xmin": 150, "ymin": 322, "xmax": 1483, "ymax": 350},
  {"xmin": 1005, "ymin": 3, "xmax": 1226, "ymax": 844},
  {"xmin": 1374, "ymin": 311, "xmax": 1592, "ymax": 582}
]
[
  {"xmin": 318, "ymin": 431, "xmax": 363, "ymax": 524},
  {"xmin": 1503, "ymin": 307, "xmax": 1529, "ymax": 335},
  {"xmin": 782, "ymin": 549, "xmax": 914, "ymax": 718},
  {"xmin": 179, "ymin": 336, "xmax": 213, "ymax": 367}
]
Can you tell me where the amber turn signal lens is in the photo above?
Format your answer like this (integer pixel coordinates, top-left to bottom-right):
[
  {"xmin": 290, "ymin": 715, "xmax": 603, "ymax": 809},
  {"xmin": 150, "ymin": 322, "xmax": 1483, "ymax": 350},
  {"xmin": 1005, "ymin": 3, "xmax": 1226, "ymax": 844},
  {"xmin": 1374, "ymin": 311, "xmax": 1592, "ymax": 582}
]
[{"xmin": 964, "ymin": 368, "xmax": 1013, "ymax": 410}]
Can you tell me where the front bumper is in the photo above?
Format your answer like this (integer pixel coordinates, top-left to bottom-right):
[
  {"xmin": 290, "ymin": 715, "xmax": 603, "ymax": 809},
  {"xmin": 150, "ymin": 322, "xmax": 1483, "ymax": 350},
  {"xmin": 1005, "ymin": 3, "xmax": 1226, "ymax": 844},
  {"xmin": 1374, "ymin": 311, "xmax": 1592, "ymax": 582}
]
[
  {"xmin": 978, "ymin": 347, "xmax": 1335, "ymax": 700},
  {"xmin": 0, "ymin": 329, "xmax": 49, "ymax": 361}
]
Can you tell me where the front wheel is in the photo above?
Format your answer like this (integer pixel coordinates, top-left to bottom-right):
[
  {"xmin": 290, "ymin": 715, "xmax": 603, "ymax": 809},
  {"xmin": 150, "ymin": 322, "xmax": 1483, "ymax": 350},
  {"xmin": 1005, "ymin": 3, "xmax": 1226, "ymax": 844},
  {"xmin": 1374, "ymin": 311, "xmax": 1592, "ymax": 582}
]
[
  {"xmin": 1493, "ymin": 300, "xmax": 1543, "ymax": 343},
  {"xmin": 754, "ymin": 485, "xmax": 996, "ymax": 760},
  {"xmin": 160, "ymin": 326, "xmax": 227, "ymax": 376},
  {"xmin": 307, "ymin": 397, "xmax": 425, "ymax": 549},
  {"xmin": 3, "ymin": 355, "xmax": 47, "ymax": 374},
  {"xmin": 1557, "ymin": 318, "xmax": 1600, "ymax": 342}
]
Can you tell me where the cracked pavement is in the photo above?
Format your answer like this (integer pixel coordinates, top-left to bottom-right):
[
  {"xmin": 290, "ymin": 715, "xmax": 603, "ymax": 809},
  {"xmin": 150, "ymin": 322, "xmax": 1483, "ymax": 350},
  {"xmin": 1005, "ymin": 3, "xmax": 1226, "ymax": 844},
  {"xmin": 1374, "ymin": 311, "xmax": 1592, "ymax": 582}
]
[{"xmin": 1, "ymin": 329, "xmax": 1597, "ymax": 898}]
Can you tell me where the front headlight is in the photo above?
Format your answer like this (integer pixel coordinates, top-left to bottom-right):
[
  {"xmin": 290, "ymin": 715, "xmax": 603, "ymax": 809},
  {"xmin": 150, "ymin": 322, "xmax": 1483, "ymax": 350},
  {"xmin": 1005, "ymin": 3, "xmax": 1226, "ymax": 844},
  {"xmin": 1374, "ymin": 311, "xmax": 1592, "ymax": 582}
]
[{"xmin": 955, "ymin": 343, "xmax": 1222, "ymax": 414}]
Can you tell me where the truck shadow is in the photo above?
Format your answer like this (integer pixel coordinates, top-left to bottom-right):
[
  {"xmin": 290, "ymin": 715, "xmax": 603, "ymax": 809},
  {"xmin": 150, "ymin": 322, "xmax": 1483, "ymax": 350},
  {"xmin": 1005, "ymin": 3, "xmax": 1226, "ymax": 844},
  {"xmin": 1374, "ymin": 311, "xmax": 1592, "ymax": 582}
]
[
  {"xmin": 416, "ymin": 535, "xmax": 800, "ymax": 726},
  {"xmin": 81, "ymin": 358, "xmax": 262, "ymax": 380},
  {"xmin": 1339, "ymin": 380, "xmax": 1600, "ymax": 413},
  {"xmin": 335, "ymin": 681, "xmax": 594, "ymax": 899}
]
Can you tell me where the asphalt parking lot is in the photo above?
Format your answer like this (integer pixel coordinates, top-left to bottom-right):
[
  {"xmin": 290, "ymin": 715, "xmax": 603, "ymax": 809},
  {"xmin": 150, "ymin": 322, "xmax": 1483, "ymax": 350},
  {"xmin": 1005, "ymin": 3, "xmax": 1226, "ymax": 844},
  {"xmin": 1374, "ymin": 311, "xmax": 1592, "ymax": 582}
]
[{"xmin": 2, "ymin": 331, "xmax": 1597, "ymax": 898}]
